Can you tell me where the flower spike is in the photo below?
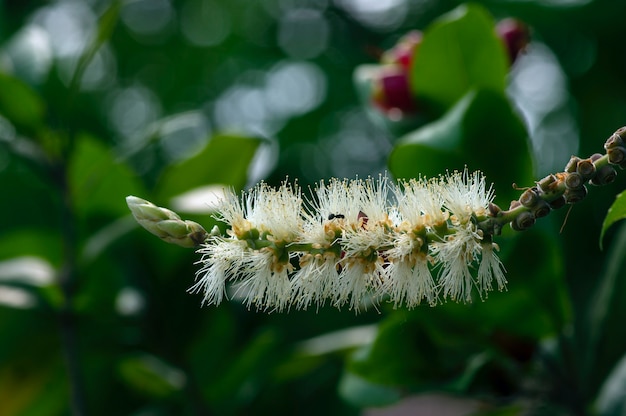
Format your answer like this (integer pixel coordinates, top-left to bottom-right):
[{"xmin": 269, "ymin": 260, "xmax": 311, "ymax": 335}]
[{"xmin": 127, "ymin": 127, "xmax": 625, "ymax": 312}]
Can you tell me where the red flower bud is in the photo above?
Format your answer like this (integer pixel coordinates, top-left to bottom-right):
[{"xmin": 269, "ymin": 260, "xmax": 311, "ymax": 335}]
[
  {"xmin": 371, "ymin": 66, "xmax": 416, "ymax": 117},
  {"xmin": 496, "ymin": 18, "xmax": 530, "ymax": 65}
]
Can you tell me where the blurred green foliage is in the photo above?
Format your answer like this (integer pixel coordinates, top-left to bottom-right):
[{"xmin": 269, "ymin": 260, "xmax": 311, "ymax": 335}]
[{"xmin": 0, "ymin": 0, "xmax": 626, "ymax": 415}]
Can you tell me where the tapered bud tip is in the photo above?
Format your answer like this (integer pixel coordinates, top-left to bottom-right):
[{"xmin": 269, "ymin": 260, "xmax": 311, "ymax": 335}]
[{"xmin": 126, "ymin": 195, "xmax": 179, "ymax": 221}]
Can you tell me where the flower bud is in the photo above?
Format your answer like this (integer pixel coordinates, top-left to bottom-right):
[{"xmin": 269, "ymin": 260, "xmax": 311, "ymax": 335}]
[
  {"xmin": 532, "ymin": 200, "xmax": 551, "ymax": 218},
  {"xmin": 509, "ymin": 200, "xmax": 522, "ymax": 210},
  {"xmin": 537, "ymin": 174, "xmax": 559, "ymax": 194},
  {"xmin": 614, "ymin": 126, "xmax": 626, "ymax": 141},
  {"xmin": 576, "ymin": 158, "xmax": 596, "ymax": 180},
  {"xmin": 564, "ymin": 156, "xmax": 581, "ymax": 173},
  {"xmin": 496, "ymin": 18, "xmax": 530, "ymax": 65},
  {"xmin": 511, "ymin": 211, "xmax": 535, "ymax": 231},
  {"xmin": 488, "ymin": 202, "xmax": 502, "ymax": 216},
  {"xmin": 549, "ymin": 195, "xmax": 566, "ymax": 209},
  {"xmin": 591, "ymin": 165, "xmax": 617, "ymax": 186},
  {"xmin": 564, "ymin": 186, "xmax": 587, "ymax": 204},
  {"xmin": 605, "ymin": 130, "xmax": 625, "ymax": 149},
  {"xmin": 381, "ymin": 30, "xmax": 423, "ymax": 71},
  {"xmin": 519, "ymin": 187, "xmax": 539, "ymax": 208},
  {"xmin": 372, "ymin": 66, "xmax": 417, "ymax": 116},
  {"xmin": 565, "ymin": 172, "xmax": 583, "ymax": 189},
  {"xmin": 126, "ymin": 196, "xmax": 208, "ymax": 248},
  {"xmin": 608, "ymin": 146, "xmax": 626, "ymax": 165}
]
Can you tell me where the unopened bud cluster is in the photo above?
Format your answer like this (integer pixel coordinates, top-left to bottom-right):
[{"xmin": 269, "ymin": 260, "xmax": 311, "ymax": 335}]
[
  {"xmin": 190, "ymin": 170, "xmax": 507, "ymax": 312},
  {"xmin": 478, "ymin": 127, "xmax": 626, "ymax": 234},
  {"xmin": 126, "ymin": 196, "xmax": 208, "ymax": 248}
]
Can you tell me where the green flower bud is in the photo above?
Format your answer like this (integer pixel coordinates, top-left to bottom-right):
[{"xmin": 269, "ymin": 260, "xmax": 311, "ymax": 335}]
[{"xmin": 126, "ymin": 196, "xmax": 208, "ymax": 248}]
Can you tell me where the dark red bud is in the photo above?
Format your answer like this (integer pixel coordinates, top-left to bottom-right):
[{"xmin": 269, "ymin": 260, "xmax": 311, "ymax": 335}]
[
  {"xmin": 496, "ymin": 18, "xmax": 530, "ymax": 65},
  {"xmin": 372, "ymin": 66, "xmax": 416, "ymax": 115}
]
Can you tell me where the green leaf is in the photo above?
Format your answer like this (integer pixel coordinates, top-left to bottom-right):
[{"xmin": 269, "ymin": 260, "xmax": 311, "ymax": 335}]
[
  {"xmin": 600, "ymin": 190, "xmax": 626, "ymax": 250},
  {"xmin": 410, "ymin": 4, "xmax": 508, "ymax": 113},
  {"xmin": 584, "ymin": 222, "xmax": 626, "ymax": 397},
  {"xmin": 206, "ymin": 328, "xmax": 279, "ymax": 399},
  {"xmin": 157, "ymin": 133, "xmax": 263, "ymax": 200},
  {"xmin": 495, "ymin": 228, "xmax": 571, "ymax": 334},
  {"xmin": 343, "ymin": 227, "xmax": 568, "ymax": 399},
  {"xmin": 0, "ymin": 148, "xmax": 60, "ymax": 234},
  {"xmin": 0, "ymin": 256, "xmax": 61, "ymax": 311},
  {"xmin": 69, "ymin": 134, "xmax": 144, "ymax": 218},
  {"xmin": 595, "ymin": 353, "xmax": 626, "ymax": 416},
  {"xmin": 118, "ymin": 353, "xmax": 186, "ymax": 399},
  {"xmin": 389, "ymin": 89, "xmax": 533, "ymax": 205},
  {"xmin": 0, "ymin": 73, "xmax": 46, "ymax": 133},
  {"xmin": 338, "ymin": 371, "xmax": 401, "ymax": 408},
  {"xmin": 69, "ymin": 0, "xmax": 122, "ymax": 93}
]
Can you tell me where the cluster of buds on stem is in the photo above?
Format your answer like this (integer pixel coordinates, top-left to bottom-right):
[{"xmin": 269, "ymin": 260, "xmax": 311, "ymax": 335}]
[
  {"xmin": 127, "ymin": 127, "xmax": 625, "ymax": 313},
  {"xmin": 476, "ymin": 127, "xmax": 626, "ymax": 236}
]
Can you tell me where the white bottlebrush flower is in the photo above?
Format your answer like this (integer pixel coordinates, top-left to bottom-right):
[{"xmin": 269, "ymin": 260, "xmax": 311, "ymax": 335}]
[
  {"xmin": 340, "ymin": 175, "xmax": 393, "ymax": 272},
  {"xmin": 190, "ymin": 237, "xmax": 249, "ymax": 306},
  {"xmin": 477, "ymin": 242, "xmax": 507, "ymax": 294},
  {"xmin": 394, "ymin": 177, "xmax": 448, "ymax": 229},
  {"xmin": 215, "ymin": 182, "xmax": 303, "ymax": 242},
  {"xmin": 214, "ymin": 188, "xmax": 253, "ymax": 237},
  {"xmin": 439, "ymin": 169, "xmax": 494, "ymax": 223},
  {"xmin": 247, "ymin": 182, "xmax": 303, "ymax": 242},
  {"xmin": 232, "ymin": 248, "xmax": 293, "ymax": 312},
  {"xmin": 291, "ymin": 178, "xmax": 364, "ymax": 309},
  {"xmin": 431, "ymin": 226, "xmax": 482, "ymax": 303},
  {"xmin": 384, "ymin": 232, "xmax": 437, "ymax": 308},
  {"xmin": 333, "ymin": 176, "xmax": 393, "ymax": 311},
  {"xmin": 335, "ymin": 257, "xmax": 385, "ymax": 312},
  {"xmin": 185, "ymin": 168, "xmax": 507, "ymax": 312},
  {"xmin": 290, "ymin": 252, "xmax": 340, "ymax": 310}
]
